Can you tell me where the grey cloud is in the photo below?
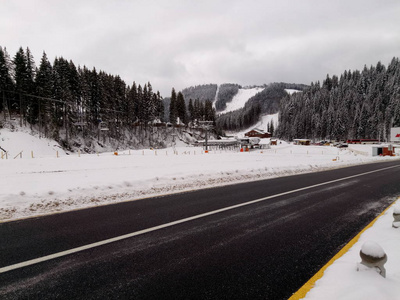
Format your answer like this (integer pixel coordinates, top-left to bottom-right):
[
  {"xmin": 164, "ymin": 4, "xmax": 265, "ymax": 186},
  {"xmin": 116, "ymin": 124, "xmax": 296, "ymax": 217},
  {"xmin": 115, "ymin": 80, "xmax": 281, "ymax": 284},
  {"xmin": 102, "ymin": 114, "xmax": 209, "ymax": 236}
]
[{"xmin": 1, "ymin": 0, "xmax": 400, "ymax": 96}]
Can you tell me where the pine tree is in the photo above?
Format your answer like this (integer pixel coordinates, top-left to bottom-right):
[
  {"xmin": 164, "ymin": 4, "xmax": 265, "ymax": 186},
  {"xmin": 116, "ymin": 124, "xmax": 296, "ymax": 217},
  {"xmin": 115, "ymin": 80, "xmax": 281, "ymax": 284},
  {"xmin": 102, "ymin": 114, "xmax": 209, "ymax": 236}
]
[
  {"xmin": 25, "ymin": 47, "xmax": 36, "ymax": 94},
  {"xmin": 0, "ymin": 47, "xmax": 15, "ymax": 115},
  {"xmin": 188, "ymin": 98, "xmax": 194, "ymax": 123},
  {"xmin": 126, "ymin": 81, "xmax": 137, "ymax": 123},
  {"xmin": 204, "ymin": 100, "xmax": 215, "ymax": 122},
  {"xmin": 35, "ymin": 52, "xmax": 54, "ymax": 132},
  {"xmin": 142, "ymin": 83, "xmax": 150, "ymax": 124},
  {"xmin": 136, "ymin": 84, "xmax": 143, "ymax": 126},
  {"xmin": 156, "ymin": 91, "xmax": 164, "ymax": 121},
  {"xmin": 13, "ymin": 47, "xmax": 29, "ymax": 114},
  {"xmin": 269, "ymin": 120, "xmax": 274, "ymax": 136},
  {"xmin": 169, "ymin": 88, "xmax": 177, "ymax": 124},
  {"xmin": 176, "ymin": 91, "xmax": 186, "ymax": 124},
  {"xmin": 25, "ymin": 48, "xmax": 38, "ymax": 125}
]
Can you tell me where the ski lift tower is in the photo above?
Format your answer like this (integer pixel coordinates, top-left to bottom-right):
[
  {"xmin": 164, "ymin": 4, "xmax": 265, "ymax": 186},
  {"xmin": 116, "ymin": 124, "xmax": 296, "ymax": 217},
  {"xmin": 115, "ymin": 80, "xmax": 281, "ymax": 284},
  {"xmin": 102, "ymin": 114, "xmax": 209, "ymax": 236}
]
[{"xmin": 199, "ymin": 121, "xmax": 214, "ymax": 151}]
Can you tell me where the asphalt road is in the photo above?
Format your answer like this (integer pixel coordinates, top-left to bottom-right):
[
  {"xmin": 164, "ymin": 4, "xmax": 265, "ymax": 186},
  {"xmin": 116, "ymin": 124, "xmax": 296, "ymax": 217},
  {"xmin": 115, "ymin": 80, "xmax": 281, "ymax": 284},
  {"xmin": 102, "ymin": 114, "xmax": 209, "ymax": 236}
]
[{"xmin": 1, "ymin": 160, "xmax": 400, "ymax": 299}]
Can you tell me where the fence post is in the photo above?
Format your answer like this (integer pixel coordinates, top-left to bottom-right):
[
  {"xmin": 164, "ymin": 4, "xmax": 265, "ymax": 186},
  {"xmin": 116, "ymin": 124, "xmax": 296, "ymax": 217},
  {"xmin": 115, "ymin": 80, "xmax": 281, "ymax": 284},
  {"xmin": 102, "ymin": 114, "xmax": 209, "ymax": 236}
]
[{"xmin": 13, "ymin": 151, "xmax": 23, "ymax": 159}]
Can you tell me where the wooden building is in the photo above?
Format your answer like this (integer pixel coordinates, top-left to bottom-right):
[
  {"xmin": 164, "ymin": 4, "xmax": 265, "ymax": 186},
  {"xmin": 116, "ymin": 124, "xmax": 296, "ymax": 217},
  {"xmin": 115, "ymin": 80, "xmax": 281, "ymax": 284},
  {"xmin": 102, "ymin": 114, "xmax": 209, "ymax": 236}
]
[
  {"xmin": 244, "ymin": 128, "xmax": 271, "ymax": 138},
  {"xmin": 293, "ymin": 139, "xmax": 311, "ymax": 146}
]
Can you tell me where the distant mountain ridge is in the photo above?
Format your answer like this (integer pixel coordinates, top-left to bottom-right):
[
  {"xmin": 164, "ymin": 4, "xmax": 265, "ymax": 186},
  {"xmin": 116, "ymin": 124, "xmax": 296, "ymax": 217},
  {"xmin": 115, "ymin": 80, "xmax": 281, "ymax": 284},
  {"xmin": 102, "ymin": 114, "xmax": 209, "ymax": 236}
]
[{"xmin": 163, "ymin": 82, "xmax": 307, "ymax": 132}]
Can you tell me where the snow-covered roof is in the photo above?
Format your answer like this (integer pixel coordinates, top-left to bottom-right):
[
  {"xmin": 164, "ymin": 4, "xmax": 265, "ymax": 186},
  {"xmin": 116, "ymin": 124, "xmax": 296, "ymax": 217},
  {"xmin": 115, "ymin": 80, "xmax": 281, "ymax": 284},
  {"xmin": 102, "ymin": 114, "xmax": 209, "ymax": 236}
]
[
  {"xmin": 151, "ymin": 118, "xmax": 162, "ymax": 124},
  {"xmin": 247, "ymin": 128, "xmax": 270, "ymax": 134}
]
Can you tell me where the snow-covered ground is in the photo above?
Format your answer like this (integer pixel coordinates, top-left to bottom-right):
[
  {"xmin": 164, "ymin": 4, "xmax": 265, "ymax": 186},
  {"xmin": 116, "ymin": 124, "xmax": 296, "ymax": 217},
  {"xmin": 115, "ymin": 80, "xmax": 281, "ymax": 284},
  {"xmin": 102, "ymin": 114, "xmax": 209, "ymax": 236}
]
[
  {"xmin": 2, "ymin": 125, "xmax": 397, "ymax": 222},
  {"xmin": 220, "ymin": 86, "xmax": 264, "ymax": 114},
  {"xmin": 1, "ymin": 125, "xmax": 400, "ymax": 299}
]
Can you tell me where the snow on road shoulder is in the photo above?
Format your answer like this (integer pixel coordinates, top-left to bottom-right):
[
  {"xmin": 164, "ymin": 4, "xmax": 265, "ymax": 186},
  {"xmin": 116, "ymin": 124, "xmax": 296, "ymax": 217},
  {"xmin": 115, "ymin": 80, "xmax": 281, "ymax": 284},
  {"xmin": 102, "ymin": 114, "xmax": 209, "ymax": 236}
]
[{"xmin": 303, "ymin": 198, "xmax": 400, "ymax": 300}]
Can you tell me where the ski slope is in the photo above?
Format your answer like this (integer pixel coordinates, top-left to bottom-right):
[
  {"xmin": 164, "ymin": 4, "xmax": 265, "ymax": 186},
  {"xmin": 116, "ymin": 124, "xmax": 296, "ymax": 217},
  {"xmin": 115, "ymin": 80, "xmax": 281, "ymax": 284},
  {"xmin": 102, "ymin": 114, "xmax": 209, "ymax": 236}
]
[{"xmin": 219, "ymin": 87, "xmax": 264, "ymax": 114}]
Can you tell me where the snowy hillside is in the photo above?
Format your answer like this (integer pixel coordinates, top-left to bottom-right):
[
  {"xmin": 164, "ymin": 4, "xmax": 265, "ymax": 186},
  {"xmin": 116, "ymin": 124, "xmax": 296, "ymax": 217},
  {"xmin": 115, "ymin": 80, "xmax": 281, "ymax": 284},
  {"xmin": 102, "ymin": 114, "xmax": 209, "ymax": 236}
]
[
  {"xmin": 0, "ymin": 126, "xmax": 66, "ymax": 158},
  {"xmin": 218, "ymin": 87, "xmax": 264, "ymax": 114}
]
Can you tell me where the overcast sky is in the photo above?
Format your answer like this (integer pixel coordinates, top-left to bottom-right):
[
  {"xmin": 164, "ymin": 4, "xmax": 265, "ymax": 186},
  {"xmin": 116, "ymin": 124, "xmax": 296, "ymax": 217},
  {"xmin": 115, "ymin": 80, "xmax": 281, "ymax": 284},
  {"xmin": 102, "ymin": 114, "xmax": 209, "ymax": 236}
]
[{"xmin": 1, "ymin": 0, "xmax": 400, "ymax": 96}]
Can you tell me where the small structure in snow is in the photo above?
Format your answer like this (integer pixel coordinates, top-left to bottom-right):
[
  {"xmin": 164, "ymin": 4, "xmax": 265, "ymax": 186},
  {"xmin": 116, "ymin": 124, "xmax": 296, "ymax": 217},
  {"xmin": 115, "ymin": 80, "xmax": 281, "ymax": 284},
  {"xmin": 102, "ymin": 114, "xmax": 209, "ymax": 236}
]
[
  {"xmin": 293, "ymin": 139, "xmax": 311, "ymax": 146},
  {"xmin": 244, "ymin": 128, "xmax": 271, "ymax": 139},
  {"xmin": 372, "ymin": 145, "xmax": 400, "ymax": 156}
]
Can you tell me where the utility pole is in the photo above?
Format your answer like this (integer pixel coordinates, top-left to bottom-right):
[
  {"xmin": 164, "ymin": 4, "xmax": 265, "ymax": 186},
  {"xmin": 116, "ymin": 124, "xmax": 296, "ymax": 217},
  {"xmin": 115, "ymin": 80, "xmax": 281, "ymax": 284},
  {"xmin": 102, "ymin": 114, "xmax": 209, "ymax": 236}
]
[{"xmin": 199, "ymin": 120, "xmax": 213, "ymax": 151}]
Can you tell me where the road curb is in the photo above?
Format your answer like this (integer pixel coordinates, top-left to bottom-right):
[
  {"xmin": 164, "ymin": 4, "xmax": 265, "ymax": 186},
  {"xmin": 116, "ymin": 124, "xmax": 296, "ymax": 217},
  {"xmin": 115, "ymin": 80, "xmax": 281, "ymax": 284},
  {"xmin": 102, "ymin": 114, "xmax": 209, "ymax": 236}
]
[{"xmin": 289, "ymin": 198, "xmax": 398, "ymax": 300}]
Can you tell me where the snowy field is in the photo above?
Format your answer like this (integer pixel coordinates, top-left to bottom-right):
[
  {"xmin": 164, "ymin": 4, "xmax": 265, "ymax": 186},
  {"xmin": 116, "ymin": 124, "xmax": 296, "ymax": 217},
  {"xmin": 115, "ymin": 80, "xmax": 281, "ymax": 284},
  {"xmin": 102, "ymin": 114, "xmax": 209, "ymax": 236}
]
[
  {"xmin": 1, "ymin": 126, "xmax": 400, "ymax": 299},
  {"xmin": 1, "ymin": 126, "xmax": 397, "ymax": 221}
]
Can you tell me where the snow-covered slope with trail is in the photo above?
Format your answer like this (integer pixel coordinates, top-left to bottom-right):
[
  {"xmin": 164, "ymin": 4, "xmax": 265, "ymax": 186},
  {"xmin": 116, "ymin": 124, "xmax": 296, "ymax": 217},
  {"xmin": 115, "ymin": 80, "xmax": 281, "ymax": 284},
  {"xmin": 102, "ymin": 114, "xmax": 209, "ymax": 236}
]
[{"xmin": 219, "ymin": 87, "xmax": 264, "ymax": 114}]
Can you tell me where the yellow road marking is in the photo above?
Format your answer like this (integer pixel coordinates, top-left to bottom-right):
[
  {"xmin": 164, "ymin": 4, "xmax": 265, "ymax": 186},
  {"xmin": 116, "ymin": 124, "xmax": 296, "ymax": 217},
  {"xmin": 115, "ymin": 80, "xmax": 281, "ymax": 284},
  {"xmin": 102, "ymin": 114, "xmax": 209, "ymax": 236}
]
[{"xmin": 289, "ymin": 199, "xmax": 398, "ymax": 300}]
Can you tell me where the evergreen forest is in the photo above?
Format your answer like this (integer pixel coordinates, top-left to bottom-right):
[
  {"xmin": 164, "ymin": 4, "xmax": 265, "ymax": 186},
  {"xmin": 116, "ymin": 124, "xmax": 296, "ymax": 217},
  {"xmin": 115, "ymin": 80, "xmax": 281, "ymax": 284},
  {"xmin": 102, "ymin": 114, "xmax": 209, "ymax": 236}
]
[
  {"xmin": 277, "ymin": 59, "xmax": 400, "ymax": 142},
  {"xmin": 0, "ymin": 46, "xmax": 175, "ymax": 150}
]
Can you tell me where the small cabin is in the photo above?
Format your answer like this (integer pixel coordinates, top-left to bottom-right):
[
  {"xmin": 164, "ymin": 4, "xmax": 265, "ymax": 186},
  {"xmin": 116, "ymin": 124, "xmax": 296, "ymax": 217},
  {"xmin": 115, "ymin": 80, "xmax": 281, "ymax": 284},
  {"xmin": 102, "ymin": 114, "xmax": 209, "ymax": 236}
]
[
  {"xmin": 372, "ymin": 145, "xmax": 400, "ymax": 156},
  {"xmin": 244, "ymin": 128, "xmax": 271, "ymax": 138},
  {"xmin": 293, "ymin": 139, "xmax": 311, "ymax": 146}
]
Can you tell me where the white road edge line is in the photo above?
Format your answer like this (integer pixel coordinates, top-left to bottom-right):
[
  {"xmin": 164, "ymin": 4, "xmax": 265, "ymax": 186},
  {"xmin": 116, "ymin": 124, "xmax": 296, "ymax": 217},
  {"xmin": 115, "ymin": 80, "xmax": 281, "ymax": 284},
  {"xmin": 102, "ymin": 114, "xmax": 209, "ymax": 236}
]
[{"xmin": 1, "ymin": 164, "xmax": 398, "ymax": 274}]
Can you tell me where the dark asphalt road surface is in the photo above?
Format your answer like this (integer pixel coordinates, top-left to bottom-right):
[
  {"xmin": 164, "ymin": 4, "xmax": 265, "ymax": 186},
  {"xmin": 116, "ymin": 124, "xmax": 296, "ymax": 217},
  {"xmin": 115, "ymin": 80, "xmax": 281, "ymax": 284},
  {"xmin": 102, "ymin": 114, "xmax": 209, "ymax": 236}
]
[{"xmin": 1, "ymin": 160, "xmax": 400, "ymax": 299}]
